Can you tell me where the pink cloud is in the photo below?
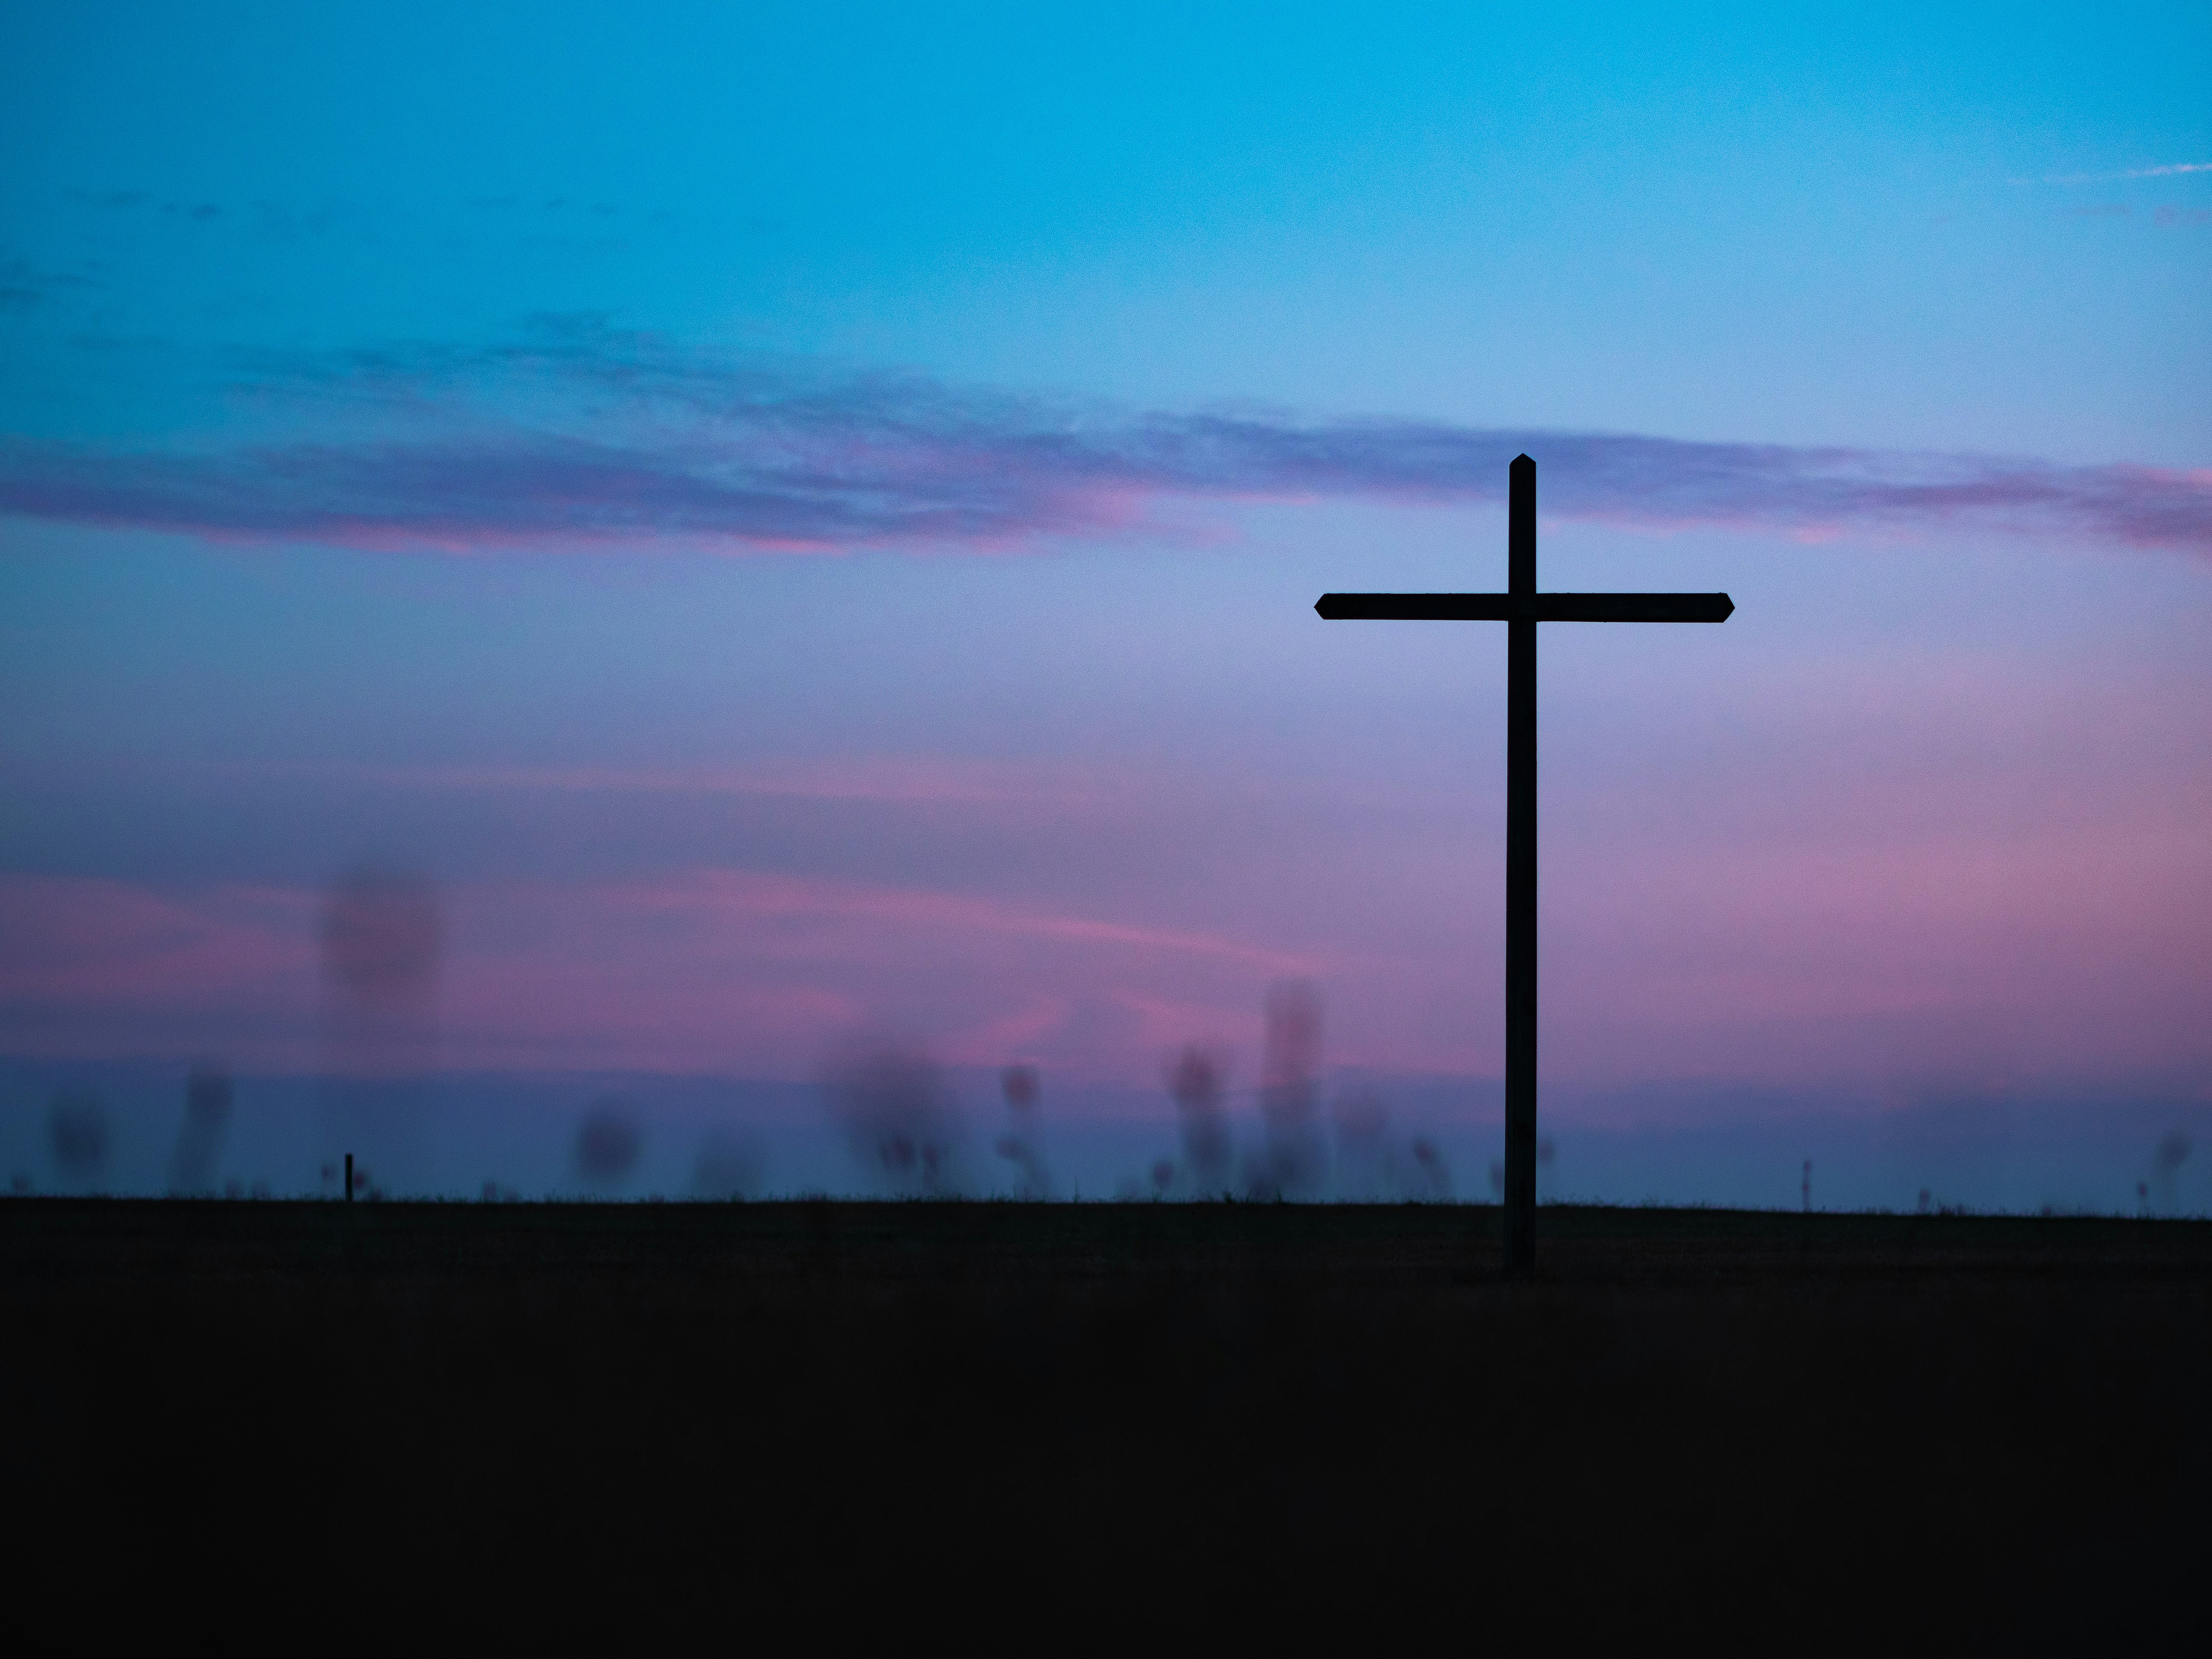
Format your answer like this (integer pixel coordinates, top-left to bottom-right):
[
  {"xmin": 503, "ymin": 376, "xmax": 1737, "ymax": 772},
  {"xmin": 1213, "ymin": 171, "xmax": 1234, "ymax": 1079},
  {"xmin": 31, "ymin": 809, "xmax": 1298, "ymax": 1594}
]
[
  {"xmin": 6, "ymin": 711, "xmax": 2205, "ymax": 1093},
  {"xmin": 1536, "ymin": 795, "xmax": 2212, "ymax": 1089},
  {"xmin": 0, "ymin": 874, "xmax": 322, "ymax": 1064},
  {"xmin": 0, "ymin": 866, "xmax": 1319, "ymax": 1078},
  {"xmin": 0, "ymin": 874, "xmax": 312, "ymax": 1009},
  {"xmin": 12, "ymin": 813, "xmax": 2201, "ymax": 1092}
]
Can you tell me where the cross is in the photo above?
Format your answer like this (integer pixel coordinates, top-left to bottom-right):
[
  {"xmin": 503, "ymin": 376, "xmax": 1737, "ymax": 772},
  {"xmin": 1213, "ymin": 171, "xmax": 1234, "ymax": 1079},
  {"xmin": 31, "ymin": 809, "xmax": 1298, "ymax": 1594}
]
[{"xmin": 1316, "ymin": 454, "xmax": 1733, "ymax": 1278}]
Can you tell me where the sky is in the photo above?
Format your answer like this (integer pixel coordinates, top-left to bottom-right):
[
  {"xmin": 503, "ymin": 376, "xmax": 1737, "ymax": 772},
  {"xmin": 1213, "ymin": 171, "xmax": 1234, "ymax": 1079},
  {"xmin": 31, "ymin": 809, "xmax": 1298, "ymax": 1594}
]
[{"xmin": 1, "ymin": 3, "xmax": 2207, "ymax": 1202}]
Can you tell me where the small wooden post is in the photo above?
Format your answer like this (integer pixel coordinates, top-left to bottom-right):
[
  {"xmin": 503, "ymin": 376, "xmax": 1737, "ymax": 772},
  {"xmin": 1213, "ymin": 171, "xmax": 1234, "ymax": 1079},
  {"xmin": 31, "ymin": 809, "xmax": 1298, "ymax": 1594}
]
[{"xmin": 345, "ymin": 1152, "xmax": 354, "ymax": 1204}]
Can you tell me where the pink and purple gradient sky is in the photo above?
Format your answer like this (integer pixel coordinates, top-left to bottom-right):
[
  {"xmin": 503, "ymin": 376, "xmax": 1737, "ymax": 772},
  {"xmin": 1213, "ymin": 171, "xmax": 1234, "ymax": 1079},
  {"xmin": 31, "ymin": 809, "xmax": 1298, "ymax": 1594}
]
[{"xmin": 1, "ymin": 4, "xmax": 2207, "ymax": 1137}]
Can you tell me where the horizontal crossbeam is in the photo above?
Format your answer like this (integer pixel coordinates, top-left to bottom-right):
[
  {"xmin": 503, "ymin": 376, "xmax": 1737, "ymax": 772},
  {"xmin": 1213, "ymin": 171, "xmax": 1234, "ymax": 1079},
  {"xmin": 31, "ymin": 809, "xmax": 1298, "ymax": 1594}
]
[{"xmin": 1316, "ymin": 592, "xmax": 1734, "ymax": 623}]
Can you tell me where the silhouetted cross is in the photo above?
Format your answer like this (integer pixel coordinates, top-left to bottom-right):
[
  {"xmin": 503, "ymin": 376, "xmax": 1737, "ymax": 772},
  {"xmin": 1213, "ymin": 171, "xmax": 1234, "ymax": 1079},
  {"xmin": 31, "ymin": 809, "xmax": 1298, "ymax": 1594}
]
[{"xmin": 1316, "ymin": 454, "xmax": 1733, "ymax": 1278}]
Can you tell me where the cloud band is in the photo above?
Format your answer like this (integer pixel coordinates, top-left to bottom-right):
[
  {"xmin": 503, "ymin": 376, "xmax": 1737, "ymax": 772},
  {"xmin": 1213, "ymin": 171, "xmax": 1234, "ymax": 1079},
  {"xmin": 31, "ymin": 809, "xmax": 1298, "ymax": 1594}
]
[{"xmin": 2, "ymin": 329, "xmax": 2205, "ymax": 556}]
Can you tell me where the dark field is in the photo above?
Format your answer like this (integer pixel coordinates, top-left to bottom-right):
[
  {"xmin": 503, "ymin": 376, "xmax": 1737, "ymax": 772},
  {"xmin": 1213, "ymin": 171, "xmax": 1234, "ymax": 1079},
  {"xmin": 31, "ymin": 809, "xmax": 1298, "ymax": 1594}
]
[{"xmin": 7, "ymin": 1200, "xmax": 2209, "ymax": 1641}]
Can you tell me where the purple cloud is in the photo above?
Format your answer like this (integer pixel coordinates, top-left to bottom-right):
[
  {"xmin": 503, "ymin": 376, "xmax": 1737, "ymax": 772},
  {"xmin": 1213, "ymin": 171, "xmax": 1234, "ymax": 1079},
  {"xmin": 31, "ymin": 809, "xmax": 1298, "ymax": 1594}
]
[{"xmin": 1, "ymin": 326, "xmax": 2205, "ymax": 555}]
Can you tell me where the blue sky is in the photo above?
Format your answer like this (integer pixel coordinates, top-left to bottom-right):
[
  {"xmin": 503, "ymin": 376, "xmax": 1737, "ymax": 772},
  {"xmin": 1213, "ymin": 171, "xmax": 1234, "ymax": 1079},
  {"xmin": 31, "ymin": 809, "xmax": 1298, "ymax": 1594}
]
[
  {"xmin": 2, "ymin": 3, "xmax": 2207, "ymax": 1201},
  {"xmin": 4, "ymin": 3, "xmax": 2206, "ymax": 453}
]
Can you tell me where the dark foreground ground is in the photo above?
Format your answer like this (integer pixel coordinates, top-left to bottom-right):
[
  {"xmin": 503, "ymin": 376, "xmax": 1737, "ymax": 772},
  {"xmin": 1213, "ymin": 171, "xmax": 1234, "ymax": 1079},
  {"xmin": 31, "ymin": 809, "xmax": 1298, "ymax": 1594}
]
[{"xmin": 6, "ymin": 1199, "xmax": 2208, "ymax": 1641}]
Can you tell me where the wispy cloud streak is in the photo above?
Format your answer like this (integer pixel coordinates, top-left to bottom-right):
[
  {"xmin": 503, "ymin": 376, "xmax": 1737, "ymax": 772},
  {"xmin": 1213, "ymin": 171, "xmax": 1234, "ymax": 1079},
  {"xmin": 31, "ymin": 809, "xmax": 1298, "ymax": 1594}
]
[
  {"xmin": 2014, "ymin": 161, "xmax": 2212, "ymax": 184},
  {"xmin": 1, "ymin": 324, "xmax": 2205, "ymax": 555},
  {"xmin": 217, "ymin": 756, "xmax": 1115, "ymax": 808},
  {"xmin": 0, "ymin": 866, "xmax": 1316, "ymax": 1073}
]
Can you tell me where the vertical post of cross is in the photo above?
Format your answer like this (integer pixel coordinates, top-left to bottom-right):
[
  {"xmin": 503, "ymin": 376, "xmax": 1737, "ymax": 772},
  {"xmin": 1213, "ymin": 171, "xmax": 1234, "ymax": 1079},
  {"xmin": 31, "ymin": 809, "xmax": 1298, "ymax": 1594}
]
[{"xmin": 1504, "ymin": 454, "xmax": 1538, "ymax": 1279}]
